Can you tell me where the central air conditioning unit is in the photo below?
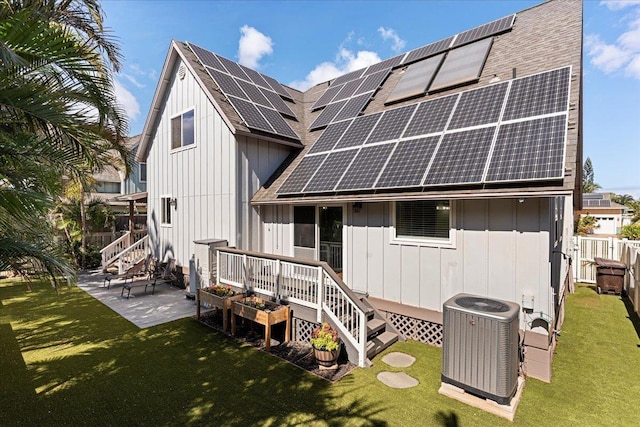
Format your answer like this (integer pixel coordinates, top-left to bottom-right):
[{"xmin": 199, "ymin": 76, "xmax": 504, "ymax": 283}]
[{"xmin": 442, "ymin": 293, "xmax": 520, "ymax": 405}]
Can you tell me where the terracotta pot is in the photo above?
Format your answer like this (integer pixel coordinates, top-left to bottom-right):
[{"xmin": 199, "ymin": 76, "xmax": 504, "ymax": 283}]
[{"xmin": 313, "ymin": 345, "xmax": 340, "ymax": 367}]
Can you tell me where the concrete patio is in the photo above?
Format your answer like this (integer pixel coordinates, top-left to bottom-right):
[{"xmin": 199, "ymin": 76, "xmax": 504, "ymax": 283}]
[{"xmin": 77, "ymin": 269, "xmax": 202, "ymax": 328}]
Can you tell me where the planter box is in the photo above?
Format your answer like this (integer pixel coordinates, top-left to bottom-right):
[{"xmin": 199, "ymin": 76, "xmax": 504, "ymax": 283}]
[
  {"xmin": 231, "ymin": 296, "xmax": 290, "ymax": 350},
  {"xmin": 197, "ymin": 289, "xmax": 244, "ymax": 331}
]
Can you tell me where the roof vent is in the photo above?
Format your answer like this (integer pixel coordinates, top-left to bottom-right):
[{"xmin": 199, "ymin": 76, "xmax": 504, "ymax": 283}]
[{"xmin": 178, "ymin": 65, "xmax": 186, "ymax": 80}]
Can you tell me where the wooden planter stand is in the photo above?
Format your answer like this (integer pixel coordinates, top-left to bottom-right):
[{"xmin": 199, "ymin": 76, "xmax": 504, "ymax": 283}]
[
  {"xmin": 196, "ymin": 289, "xmax": 245, "ymax": 332},
  {"xmin": 231, "ymin": 296, "xmax": 291, "ymax": 351}
]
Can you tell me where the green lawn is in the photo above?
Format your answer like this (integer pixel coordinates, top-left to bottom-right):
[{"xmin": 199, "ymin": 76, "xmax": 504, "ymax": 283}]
[{"xmin": 1, "ymin": 280, "xmax": 639, "ymax": 426}]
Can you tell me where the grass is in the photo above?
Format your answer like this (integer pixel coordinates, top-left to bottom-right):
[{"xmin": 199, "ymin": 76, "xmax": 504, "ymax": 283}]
[{"xmin": 1, "ymin": 280, "xmax": 639, "ymax": 426}]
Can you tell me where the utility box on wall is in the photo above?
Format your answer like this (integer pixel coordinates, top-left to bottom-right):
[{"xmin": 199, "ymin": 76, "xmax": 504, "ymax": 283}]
[{"xmin": 442, "ymin": 294, "xmax": 521, "ymax": 405}]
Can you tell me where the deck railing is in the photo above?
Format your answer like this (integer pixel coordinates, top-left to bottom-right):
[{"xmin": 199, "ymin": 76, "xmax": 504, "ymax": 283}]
[
  {"xmin": 100, "ymin": 230, "xmax": 149, "ymax": 273},
  {"xmin": 115, "ymin": 235, "xmax": 149, "ymax": 274},
  {"xmin": 217, "ymin": 248, "xmax": 368, "ymax": 367},
  {"xmin": 100, "ymin": 232, "xmax": 131, "ymax": 271}
]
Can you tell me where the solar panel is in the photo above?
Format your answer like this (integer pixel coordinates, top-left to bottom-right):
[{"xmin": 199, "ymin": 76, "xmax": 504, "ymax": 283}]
[
  {"xmin": 239, "ymin": 64, "xmax": 272, "ymax": 89},
  {"xmin": 256, "ymin": 105, "xmax": 300, "ymax": 140},
  {"xmin": 304, "ymin": 150, "xmax": 357, "ymax": 192},
  {"xmin": 424, "ymin": 126, "xmax": 496, "ymax": 185},
  {"xmin": 402, "ymin": 94, "xmax": 458, "ymax": 138},
  {"xmin": 331, "ymin": 92, "xmax": 373, "ymax": 122},
  {"xmin": 502, "ymin": 67, "xmax": 571, "ymax": 121},
  {"xmin": 309, "ymin": 100, "xmax": 348, "ymax": 130},
  {"xmin": 336, "ymin": 143, "xmax": 396, "ymax": 191},
  {"xmin": 376, "ymin": 136, "xmax": 441, "ymax": 189},
  {"xmin": 261, "ymin": 74, "xmax": 292, "ymax": 99},
  {"xmin": 583, "ymin": 193, "xmax": 604, "ymax": 200},
  {"xmin": 447, "ymin": 81, "xmax": 508, "ymax": 130},
  {"xmin": 331, "ymin": 69, "xmax": 365, "ymax": 87},
  {"xmin": 276, "ymin": 154, "xmax": 327, "ymax": 194},
  {"xmin": 227, "ymin": 96, "xmax": 274, "ymax": 133},
  {"xmin": 332, "ymin": 79, "xmax": 365, "ymax": 102},
  {"xmin": 334, "ymin": 112, "xmax": 382, "ymax": 149},
  {"xmin": 452, "ymin": 14, "xmax": 515, "ymax": 48},
  {"xmin": 216, "ymin": 54, "xmax": 251, "ymax": 81},
  {"xmin": 260, "ymin": 88, "xmax": 296, "ymax": 117},
  {"xmin": 206, "ymin": 67, "xmax": 248, "ymax": 99},
  {"xmin": 484, "ymin": 115, "xmax": 566, "ymax": 182},
  {"xmin": 308, "ymin": 120, "xmax": 353, "ymax": 154},
  {"xmin": 364, "ymin": 55, "xmax": 404, "ymax": 75},
  {"xmin": 403, "ymin": 36, "xmax": 455, "ymax": 65},
  {"xmin": 311, "ymin": 84, "xmax": 343, "ymax": 110},
  {"xmin": 354, "ymin": 69, "xmax": 390, "ymax": 95},
  {"xmin": 385, "ymin": 54, "xmax": 444, "ymax": 104},
  {"xmin": 366, "ymin": 104, "xmax": 417, "ymax": 144},
  {"xmin": 236, "ymin": 79, "xmax": 272, "ymax": 107},
  {"xmin": 430, "ymin": 37, "xmax": 493, "ymax": 92},
  {"xmin": 188, "ymin": 43, "xmax": 226, "ymax": 71}
]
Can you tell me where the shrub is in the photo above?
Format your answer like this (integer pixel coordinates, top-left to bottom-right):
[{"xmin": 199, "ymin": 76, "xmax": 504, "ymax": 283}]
[{"xmin": 621, "ymin": 223, "xmax": 640, "ymax": 240}]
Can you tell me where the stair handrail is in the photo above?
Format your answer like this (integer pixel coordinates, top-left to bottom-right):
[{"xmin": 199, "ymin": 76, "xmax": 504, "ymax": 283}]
[
  {"xmin": 217, "ymin": 247, "xmax": 369, "ymax": 366},
  {"xmin": 113, "ymin": 235, "xmax": 149, "ymax": 274},
  {"xmin": 100, "ymin": 232, "xmax": 131, "ymax": 270}
]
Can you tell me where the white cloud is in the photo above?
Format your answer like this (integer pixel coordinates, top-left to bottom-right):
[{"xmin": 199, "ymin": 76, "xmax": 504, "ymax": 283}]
[
  {"xmin": 586, "ymin": 4, "xmax": 640, "ymax": 79},
  {"xmin": 600, "ymin": 0, "xmax": 640, "ymax": 11},
  {"xmin": 237, "ymin": 25, "xmax": 273, "ymax": 69},
  {"xmin": 378, "ymin": 27, "xmax": 406, "ymax": 52},
  {"xmin": 120, "ymin": 73, "xmax": 145, "ymax": 88},
  {"xmin": 289, "ymin": 46, "xmax": 381, "ymax": 91},
  {"xmin": 113, "ymin": 79, "xmax": 140, "ymax": 122}
]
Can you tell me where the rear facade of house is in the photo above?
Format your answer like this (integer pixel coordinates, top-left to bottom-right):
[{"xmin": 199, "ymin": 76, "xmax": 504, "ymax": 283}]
[{"xmin": 137, "ymin": 0, "xmax": 582, "ymax": 374}]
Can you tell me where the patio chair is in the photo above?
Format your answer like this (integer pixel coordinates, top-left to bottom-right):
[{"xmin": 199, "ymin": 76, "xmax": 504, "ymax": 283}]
[
  {"xmin": 121, "ymin": 258, "xmax": 176, "ymax": 299},
  {"xmin": 103, "ymin": 254, "xmax": 154, "ymax": 289}
]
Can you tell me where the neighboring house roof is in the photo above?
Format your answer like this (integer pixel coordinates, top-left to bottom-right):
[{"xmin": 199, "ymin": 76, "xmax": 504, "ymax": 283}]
[
  {"xmin": 93, "ymin": 165, "xmax": 121, "ymax": 183},
  {"xmin": 582, "ymin": 194, "xmax": 626, "ymax": 210},
  {"xmin": 138, "ymin": 0, "xmax": 582, "ymax": 205}
]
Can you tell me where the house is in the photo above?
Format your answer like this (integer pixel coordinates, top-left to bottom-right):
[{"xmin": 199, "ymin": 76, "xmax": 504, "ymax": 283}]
[
  {"xmin": 135, "ymin": 0, "xmax": 582, "ymax": 375},
  {"xmin": 576, "ymin": 193, "xmax": 632, "ymax": 236}
]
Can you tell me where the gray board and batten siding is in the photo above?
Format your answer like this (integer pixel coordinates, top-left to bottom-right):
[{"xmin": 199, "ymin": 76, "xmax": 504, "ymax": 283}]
[
  {"xmin": 260, "ymin": 196, "xmax": 572, "ymax": 330},
  {"xmin": 145, "ymin": 57, "xmax": 289, "ymax": 266}
]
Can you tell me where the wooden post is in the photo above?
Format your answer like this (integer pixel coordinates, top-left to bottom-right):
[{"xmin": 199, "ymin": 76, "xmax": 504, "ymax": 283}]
[
  {"xmin": 196, "ymin": 289, "xmax": 201, "ymax": 319},
  {"xmin": 317, "ymin": 266, "xmax": 323, "ymax": 323},
  {"xmin": 128, "ymin": 200, "xmax": 135, "ymax": 234}
]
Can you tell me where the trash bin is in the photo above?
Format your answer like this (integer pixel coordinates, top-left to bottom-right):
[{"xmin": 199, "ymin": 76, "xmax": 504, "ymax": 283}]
[{"xmin": 594, "ymin": 257, "xmax": 626, "ymax": 295}]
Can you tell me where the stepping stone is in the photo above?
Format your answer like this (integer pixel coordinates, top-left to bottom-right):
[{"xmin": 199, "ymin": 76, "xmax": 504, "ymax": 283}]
[
  {"xmin": 381, "ymin": 352, "xmax": 416, "ymax": 368},
  {"xmin": 377, "ymin": 371, "xmax": 419, "ymax": 389}
]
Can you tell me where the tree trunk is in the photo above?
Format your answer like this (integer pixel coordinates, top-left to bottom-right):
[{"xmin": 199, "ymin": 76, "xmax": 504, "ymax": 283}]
[{"xmin": 80, "ymin": 197, "xmax": 87, "ymax": 269}]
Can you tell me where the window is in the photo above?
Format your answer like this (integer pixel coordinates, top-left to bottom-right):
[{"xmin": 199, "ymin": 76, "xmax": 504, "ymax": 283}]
[
  {"xmin": 139, "ymin": 162, "xmax": 147, "ymax": 183},
  {"xmin": 161, "ymin": 197, "xmax": 172, "ymax": 225},
  {"xmin": 171, "ymin": 109, "xmax": 195, "ymax": 150},
  {"xmin": 394, "ymin": 200, "xmax": 451, "ymax": 242},
  {"xmin": 294, "ymin": 206, "xmax": 315, "ymax": 248},
  {"xmin": 95, "ymin": 181, "xmax": 121, "ymax": 194}
]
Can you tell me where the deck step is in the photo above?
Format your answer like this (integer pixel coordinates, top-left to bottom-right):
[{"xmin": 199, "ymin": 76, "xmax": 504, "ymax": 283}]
[
  {"xmin": 367, "ymin": 318, "xmax": 386, "ymax": 337},
  {"xmin": 366, "ymin": 331, "xmax": 398, "ymax": 359}
]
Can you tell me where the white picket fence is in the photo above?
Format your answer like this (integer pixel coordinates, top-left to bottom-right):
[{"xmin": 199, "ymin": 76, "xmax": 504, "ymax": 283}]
[{"xmin": 572, "ymin": 236, "xmax": 640, "ymax": 283}]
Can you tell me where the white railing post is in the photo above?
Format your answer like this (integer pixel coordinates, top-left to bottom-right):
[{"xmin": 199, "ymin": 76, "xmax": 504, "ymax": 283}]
[
  {"xmin": 216, "ymin": 249, "xmax": 221, "ymax": 286},
  {"xmin": 359, "ymin": 310, "xmax": 367, "ymax": 367},
  {"xmin": 275, "ymin": 259, "xmax": 281, "ymax": 303},
  {"xmin": 242, "ymin": 254, "xmax": 248, "ymax": 292},
  {"xmin": 316, "ymin": 266, "xmax": 323, "ymax": 323}
]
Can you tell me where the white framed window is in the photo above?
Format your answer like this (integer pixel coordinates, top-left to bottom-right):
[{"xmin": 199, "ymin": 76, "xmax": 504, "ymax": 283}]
[
  {"xmin": 161, "ymin": 196, "xmax": 172, "ymax": 226},
  {"xmin": 139, "ymin": 162, "xmax": 147, "ymax": 183},
  {"xmin": 391, "ymin": 200, "xmax": 455, "ymax": 247},
  {"xmin": 171, "ymin": 108, "xmax": 195, "ymax": 151}
]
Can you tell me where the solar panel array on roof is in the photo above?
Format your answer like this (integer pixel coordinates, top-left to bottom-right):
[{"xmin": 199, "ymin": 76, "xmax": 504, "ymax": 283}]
[
  {"xmin": 429, "ymin": 37, "xmax": 493, "ymax": 92},
  {"xmin": 452, "ymin": 14, "xmax": 516, "ymax": 48},
  {"xmin": 308, "ymin": 120, "xmax": 353, "ymax": 154},
  {"xmin": 403, "ymin": 36, "xmax": 455, "ymax": 65},
  {"xmin": 364, "ymin": 55, "xmax": 404, "ymax": 75},
  {"xmin": 276, "ymin": 155, "xmax": 327, "ymax": 194},
  {"xmin": 583, "ymin": 199, "xmax": 612, "ymax": 208},
  {"xmin": 336, "ymin": 144, "xmax": 396, "ymax": 191},
  {"xmin": 309, "ymin": 100, "xmax": 348, "ymax": 129},
  {"xmin": 354, "ymin": 69, "xmax": 391, "ymax": 95},
  {"xmin": 386, "ymin": 54, "xmax": 445, "ymax": 104},
  {"xmin": 277, "ymin": 66, "xmax": 572, "ymax": 195},
  {"xmin": 188, "ymin": 43, "xmax": 300, "ymax": 141},
  {"xmin": 583, "ymin": 193, "xmax": 604, "ymax": 200},
  {"xmin": 311, "ymin": 85, "xmax": 343, "ymax": 110},
  {"xmin": 331, "ymin": 69, "xmax": 365, "ymax": 87},
  {"xmin": 332, "ymin": 93, "xmax": 374, "ymax": 123}
]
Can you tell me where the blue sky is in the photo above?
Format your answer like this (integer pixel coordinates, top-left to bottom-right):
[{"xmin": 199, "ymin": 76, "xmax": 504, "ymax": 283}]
[{"xmin": 102, "ymin": 0, "xmax": 640, "ymax": 197}]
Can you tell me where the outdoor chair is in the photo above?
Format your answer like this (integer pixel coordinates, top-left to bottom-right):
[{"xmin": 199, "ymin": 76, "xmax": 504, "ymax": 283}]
[
  {"xmin": 103, "ymin": 254, "xmax": 154, "ymax": 289},
  {"xmin": 121, "ymin": 258, "xmax": 176, "ymax": 299}
]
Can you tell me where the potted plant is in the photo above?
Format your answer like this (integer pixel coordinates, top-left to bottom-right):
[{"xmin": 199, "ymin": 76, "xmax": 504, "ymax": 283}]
[
  {"xmin": 311, "ymin": 322, "xmax": 341, "ymax": 367},
  {"xmin": 197, "ymin": 284, "xmax": 244, "ymax": 331}
]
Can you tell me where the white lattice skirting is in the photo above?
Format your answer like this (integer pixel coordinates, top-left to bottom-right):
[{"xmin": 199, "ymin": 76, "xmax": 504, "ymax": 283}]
[{"xmin": 384, "ymin": 311, "xmax": 443, "ymax": 347}]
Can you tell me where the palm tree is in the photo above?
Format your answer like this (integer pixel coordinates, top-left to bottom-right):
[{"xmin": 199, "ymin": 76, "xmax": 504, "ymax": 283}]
[{"xmin": 0, "ymin": 1, "xmax": 130, "ymax": 285}]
